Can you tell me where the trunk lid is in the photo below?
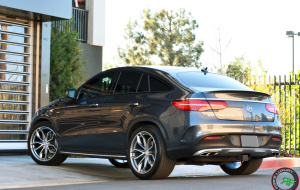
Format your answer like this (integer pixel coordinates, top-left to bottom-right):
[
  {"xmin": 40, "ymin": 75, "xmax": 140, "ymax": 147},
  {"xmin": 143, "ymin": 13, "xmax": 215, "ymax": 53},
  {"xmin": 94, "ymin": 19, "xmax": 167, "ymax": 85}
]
[{"xmin": 202, "ymin": 90, "xmax": 275, "ymax": 122}]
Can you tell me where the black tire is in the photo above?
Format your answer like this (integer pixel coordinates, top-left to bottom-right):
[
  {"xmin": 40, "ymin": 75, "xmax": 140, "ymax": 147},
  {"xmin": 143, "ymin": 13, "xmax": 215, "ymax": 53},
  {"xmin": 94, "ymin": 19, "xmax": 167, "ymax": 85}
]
[
  {"xmin": 220, "ymin": 158, "xmax": 263, "ymax": 175},
  {"xmin": 28, "ymin": 121, "xmax": 67, "ymax": 166},
  {"xmin": 128, "ymin": 125, "xmax": 176, "ymax": 180},
  {"xmin": 109, "ymin": 159, "xmax": 129, "ymax": 168}
]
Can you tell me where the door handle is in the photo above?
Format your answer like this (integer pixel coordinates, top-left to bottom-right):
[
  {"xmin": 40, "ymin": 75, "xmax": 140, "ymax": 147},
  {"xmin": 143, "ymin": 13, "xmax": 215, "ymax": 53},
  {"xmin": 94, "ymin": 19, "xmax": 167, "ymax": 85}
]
[
  {"xmin": 90, "ymin": 103, "xmax": 99, "ymax": 108},
  {"xmin": 128, "ymin": 102, "xmax": 139, "ymax": 107}
]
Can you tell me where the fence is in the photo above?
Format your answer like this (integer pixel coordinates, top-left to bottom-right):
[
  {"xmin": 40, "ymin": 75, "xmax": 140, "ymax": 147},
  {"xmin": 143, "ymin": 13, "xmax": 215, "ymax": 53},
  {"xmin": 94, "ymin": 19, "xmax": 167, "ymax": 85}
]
[
  {"xmin": 235, "ymin": 74, "xmax": 300, "ymax": 156},
  {"xmin": 53, "ymin": 8, "xmax": 88, "ymax": 43}
]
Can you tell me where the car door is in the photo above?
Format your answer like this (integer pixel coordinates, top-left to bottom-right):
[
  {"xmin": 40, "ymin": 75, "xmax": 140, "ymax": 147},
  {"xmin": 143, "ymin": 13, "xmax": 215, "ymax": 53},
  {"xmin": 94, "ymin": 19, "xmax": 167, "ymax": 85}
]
[
  {"xmin": 98, "ymin": 70, "xmax": 146, "ymax": 154},
  {"xmin": 57, "ymin": 70, "xmax": 118, "ymax": 153}
]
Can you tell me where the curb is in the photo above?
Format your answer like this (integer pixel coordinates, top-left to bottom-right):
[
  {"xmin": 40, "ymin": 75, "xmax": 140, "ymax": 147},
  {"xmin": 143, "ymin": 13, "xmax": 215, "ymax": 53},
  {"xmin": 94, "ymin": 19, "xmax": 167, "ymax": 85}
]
[{"xmin": 259, "ymin": 157, "xmax": 300, "ymax": 170}]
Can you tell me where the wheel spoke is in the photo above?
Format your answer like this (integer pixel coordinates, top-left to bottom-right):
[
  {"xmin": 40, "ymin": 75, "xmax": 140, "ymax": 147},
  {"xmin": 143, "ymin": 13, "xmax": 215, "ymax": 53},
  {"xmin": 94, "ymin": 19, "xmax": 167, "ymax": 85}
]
[
  {"xmin": 136, "ymin": 134, "xmax": 145, "ymax": 149},
  {"xmin": 34, "ymin": 144, "xmax": 43, "ymax": 151},
  {"xmin": 132, "ymin": 153, "xmax": 145, "ymax": 160},
  {"xmin": 32, "ymin": 141, "xmax": 43, "ymax": 145},
  {"xmin": 149, "ymin": 153, "xmax": 155, "ymax": 162},
  {"xmin": 40, "ymin": 130, "xmax": 46, "ymax": 141},
  {"xmin": 131, "ymin": 148, "xmax": 144, "ymax": 154},
  {"xmin": 141, "ymin": 134, "xmax": 147, "ymax": 149},
  {"xmin": 39, "ymin": 147, "xmax": 45, "ymax": 159},
  {"xmin": 48, "ymin": 143, "xmax": 57, "ymax": 149},
  {"xmin": 146, "ymin": 137, "xmax": 153, "ymax": 150},
  {"xmin": 137, "ymin": 156, "xmax": 145, "ymax": 172},
  {"xmin": 48, "ymin": 148, "xmax": 56, "ymax": 154},
  {"xmin": 35, "ymin": 130, "xmax": 43, "ymax": 141},
  {"xmin": 48, "ymin": 143, "xmax": 57, "ymax": 153},
  {"xmin": 143, "ymin": 156, "xmax": 149, "ymax": 169},
  {"xmin": 44, "ymin": 146, "xmax": 48, "ymax": 159},
  {"xmin": 46, "ymin": 131, "xmax": 54, "ymax": 142},
  {"xmin": 147, "ymin": 155, "xmax": 154, "ymax": 166}
]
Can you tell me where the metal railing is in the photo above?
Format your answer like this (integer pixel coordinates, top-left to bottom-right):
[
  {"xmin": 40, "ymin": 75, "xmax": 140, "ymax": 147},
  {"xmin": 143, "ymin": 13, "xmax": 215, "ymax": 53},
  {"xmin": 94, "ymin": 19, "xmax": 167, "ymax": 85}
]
[
  {"xmin": 73, "ymin": 8, "xmax": 88, "ymax": 43},
  {"xmin": 53, "ymin": 8, "xmax": 88, "ymax": 43},
  {"xmin": 232, "ymin": 74, "xmax": 300, "ymax": 156}
]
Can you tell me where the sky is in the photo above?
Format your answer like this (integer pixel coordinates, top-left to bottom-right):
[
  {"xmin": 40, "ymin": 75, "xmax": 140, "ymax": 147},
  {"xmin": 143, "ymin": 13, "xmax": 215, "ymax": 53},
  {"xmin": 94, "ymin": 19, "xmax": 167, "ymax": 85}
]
[{"xmin": 103, "ymin": 0, "xmax": 300, "ymax": 76}]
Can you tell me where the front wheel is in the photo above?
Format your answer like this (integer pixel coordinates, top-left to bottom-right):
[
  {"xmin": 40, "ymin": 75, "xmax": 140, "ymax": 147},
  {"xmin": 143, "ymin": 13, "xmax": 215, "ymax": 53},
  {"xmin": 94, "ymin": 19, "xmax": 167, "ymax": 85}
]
[
  {"xmin": 128, "ymin": 125, "xmax": 176, "ymax": 180},
  {"xmin": 28, "ymin": 121, "xmax": 67, "ymax": 166},
  {"xmin": 220, "ymin": 158, "xmax": 263, "ymax": 175}
]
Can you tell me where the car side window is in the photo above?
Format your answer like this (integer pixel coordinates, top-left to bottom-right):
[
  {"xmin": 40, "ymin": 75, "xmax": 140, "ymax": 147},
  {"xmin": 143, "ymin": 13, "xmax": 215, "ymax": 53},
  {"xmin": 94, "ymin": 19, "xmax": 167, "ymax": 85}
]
[
  {"xmin": 137, "ymin": 73, "xmax": 149, "ymax": 92},
  {"xmin": 78, "ymin": 71, "xmax": 117, "ymax": 99},
  {"xmin": 149, "ymin": 75, "xmax": 171, "ymax": 92},
  {"xmin": 114, "ymin": 71, "xmax": 142, "ymax": 94}
]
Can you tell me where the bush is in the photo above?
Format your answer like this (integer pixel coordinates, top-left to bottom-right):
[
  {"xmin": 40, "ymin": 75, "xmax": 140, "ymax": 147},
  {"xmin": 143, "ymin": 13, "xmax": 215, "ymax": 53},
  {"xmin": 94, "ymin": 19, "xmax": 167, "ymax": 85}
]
[{"xmin": 50, "ymin": 19, "xmax": 86, "ymax": 101}]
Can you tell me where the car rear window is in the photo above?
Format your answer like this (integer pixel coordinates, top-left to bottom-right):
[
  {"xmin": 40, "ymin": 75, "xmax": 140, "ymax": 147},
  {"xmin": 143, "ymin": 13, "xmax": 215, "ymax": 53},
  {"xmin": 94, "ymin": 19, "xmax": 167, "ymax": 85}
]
[{"xmin": 177, "ymin": 72, "xmax": 252, "ymax": 90}]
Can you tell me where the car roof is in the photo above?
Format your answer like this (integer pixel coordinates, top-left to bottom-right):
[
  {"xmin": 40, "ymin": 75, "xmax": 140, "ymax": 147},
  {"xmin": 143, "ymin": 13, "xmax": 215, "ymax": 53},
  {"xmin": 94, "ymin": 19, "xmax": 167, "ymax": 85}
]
[{"xmin": 114, "ymin": 65, "xmax": 208, "ymax": 75}]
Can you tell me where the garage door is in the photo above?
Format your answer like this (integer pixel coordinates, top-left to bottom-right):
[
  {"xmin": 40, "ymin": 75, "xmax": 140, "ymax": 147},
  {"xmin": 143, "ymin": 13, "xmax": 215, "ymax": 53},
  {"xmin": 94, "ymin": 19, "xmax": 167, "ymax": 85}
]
[{"xmin": 0, "ymin": 19, "xmax": 32, "ymax": 151}]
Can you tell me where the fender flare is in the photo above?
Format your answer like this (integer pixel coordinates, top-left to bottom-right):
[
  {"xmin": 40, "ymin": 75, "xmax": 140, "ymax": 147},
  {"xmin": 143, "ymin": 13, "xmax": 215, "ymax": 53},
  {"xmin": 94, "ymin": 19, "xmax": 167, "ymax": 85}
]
[{"xmin": 126, "ymin": 117, "xmax": 170, "ymax": 148}]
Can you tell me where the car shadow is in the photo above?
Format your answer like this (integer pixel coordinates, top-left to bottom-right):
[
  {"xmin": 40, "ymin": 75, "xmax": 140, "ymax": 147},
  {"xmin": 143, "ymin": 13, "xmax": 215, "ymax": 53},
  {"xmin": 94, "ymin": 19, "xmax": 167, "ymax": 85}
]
[{"xmin": 52, "ymin": 158, "xmax": 136, "ymax": 180}]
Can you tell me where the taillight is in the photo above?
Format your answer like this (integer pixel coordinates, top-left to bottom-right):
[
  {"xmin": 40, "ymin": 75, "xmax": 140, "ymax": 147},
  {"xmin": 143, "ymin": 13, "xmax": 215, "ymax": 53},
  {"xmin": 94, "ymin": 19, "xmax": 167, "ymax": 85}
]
[
  {"xmin": 272, "ymin": 137, "xmax": 281, "ymax": 141},
  {"xmin": 266, "ymin": 104, "xmax": 279, "ymax": 115},
  {"xmin": 204, "ymin": 136, "xmax": 222, "ymax": 140},
  {"xmin": 172, "ymin": 100, "xmax": 227, "ymax": 111},
  {"xmin": 208, "ymin": 101, "xmax": 227, "ymax": 110}
]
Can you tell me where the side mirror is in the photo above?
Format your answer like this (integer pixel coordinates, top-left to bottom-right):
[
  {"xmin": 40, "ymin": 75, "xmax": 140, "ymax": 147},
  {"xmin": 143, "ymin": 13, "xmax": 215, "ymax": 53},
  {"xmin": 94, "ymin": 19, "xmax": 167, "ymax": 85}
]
[{"xmin": 66, "ymin": 88, "xmax": 76, "ymax": 99}]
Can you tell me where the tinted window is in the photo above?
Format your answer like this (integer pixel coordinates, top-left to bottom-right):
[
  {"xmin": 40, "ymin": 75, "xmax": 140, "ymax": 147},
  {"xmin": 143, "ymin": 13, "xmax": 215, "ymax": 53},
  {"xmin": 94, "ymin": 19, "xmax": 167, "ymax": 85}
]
[
  {"xmin": 79, "ymin": 71, "xmax": 117, "ymax": 98},
  {"xmin": 177, "ymin": 72, "xmax": 252, "ymax": 90},
  {"xmin": 149, "ymin": 76, "xmax": 171, "ymax": 92},
  {"xmin": 137, "ymin": 74, "xmax": 149, "ymax": 92},
  {"xmin": 114, "ymin": 71, "xmax": 142, "ymax": 94}
]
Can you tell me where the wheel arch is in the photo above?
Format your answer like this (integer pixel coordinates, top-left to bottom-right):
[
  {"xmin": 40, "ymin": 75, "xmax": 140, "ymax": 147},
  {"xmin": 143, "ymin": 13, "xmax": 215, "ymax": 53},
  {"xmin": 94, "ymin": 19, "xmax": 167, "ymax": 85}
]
[
  {"xmin": 30, "ymin": 117, "xmax": 56, "ymax": 131},
  {"xmin": 126, "ymin": 118, "xmax": 169, "ymax": 148}
]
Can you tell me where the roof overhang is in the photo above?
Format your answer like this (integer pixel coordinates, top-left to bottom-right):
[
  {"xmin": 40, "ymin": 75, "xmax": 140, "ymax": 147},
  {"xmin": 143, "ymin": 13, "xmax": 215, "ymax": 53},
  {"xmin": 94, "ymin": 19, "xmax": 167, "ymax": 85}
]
[{"xmin": 0, "ymin": 0, "xmax": 72, "ymax": 21}]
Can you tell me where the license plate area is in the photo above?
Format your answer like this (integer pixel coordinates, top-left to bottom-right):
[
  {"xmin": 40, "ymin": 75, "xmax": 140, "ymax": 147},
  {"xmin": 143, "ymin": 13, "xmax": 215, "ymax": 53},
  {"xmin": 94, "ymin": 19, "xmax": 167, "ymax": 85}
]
[{"xmin": 241, "ymin": 135, "xmax": 259, "ymax": 147}]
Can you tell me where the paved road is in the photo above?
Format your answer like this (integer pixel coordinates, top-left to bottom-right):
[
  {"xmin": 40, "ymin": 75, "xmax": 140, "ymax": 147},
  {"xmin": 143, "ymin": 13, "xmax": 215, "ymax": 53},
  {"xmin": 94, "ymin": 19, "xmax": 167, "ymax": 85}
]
[{"xmin": 0, "ymin": 156, "xmax": 298, "ymax": 190}]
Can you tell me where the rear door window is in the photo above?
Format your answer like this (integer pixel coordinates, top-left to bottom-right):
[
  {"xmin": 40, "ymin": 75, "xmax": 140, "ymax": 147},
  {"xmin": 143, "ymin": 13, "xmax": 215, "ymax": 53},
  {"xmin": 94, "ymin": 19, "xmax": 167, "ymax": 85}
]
[
  {"xmin": 114, "ymin": 71, "xmax": 142, "ymax": 94},
  {"xmin": 137, "ymin": 74, "xmax": 149, "ymax": 92}
]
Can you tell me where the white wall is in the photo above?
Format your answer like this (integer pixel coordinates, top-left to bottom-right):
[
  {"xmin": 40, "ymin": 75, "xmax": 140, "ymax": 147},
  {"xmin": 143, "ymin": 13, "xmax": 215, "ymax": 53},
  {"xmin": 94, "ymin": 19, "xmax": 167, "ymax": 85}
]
[{"xmin": 86, "ymin": 0, "xmax": 105, "ymax": 46}]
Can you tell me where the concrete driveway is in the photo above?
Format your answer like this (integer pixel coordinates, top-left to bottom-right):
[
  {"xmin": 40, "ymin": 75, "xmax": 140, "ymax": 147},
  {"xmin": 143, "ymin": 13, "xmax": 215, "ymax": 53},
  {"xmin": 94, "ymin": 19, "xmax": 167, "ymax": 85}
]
[{"xmin": 0, "ymin": 156, "xmax": 224, "ymax": 189}]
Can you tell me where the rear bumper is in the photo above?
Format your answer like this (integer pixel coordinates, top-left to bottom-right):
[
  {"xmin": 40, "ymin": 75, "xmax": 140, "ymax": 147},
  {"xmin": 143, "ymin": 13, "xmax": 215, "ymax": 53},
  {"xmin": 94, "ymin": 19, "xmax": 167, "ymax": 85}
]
[
  {"xmin": 167, "ymin": 132, "xmax": 282, "ymax": 159},
  {"xmin": 193, "ymin": 148, "xmax": 279, "ymax": 157}
]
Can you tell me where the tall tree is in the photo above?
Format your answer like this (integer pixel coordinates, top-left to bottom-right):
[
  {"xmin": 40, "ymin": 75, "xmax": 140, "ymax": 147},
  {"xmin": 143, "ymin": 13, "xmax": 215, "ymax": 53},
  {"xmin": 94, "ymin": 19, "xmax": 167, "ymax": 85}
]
[
  {"xmin": 225, "ymin": 57, "xmax": 252, "ymax": 79},
  {"xmin": 118, "ymin": 9, "xmax": 204, "ymax": 68},
  {"xmin": 225, "ymin": 57, "xmax": 267, "ymax": 81},
  {"xmin": 50, "ymin": 19, "xmax": 86, "ymax": 101}
]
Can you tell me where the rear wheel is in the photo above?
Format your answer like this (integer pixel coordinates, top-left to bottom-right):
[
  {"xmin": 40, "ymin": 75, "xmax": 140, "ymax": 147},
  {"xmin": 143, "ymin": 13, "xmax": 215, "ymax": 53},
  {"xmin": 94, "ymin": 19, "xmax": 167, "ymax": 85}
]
[
  {"xmin": 109, "ymin": 159, "xmax": 129, "ymax": 168},
  {"xmin": 28, "ymin": 121, "xmax": 67, "ymax": 166},
  {"xmin": 128, "ymin": 125, "xmax": 176, "ymax": 180},
  {"xmin": 220, "ymin": 158, "xmax": 263, "ymax": 175}
]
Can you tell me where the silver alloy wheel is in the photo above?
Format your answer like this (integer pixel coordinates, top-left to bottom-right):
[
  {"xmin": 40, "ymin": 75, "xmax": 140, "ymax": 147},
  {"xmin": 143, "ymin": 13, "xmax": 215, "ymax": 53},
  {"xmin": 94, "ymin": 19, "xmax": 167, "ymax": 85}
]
[
  {"xmin": 30, "ymin": 126, "xmax": 58, "ymax": 161},
  {"xmin": 130, "ymin": 131, "xmax": 157, "ymax": 174}
]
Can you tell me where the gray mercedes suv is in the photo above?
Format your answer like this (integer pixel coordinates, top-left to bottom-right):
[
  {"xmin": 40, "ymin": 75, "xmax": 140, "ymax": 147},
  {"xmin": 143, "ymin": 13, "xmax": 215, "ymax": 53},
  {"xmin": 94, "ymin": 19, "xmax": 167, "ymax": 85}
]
[{"xmin": 28, "ymin": 66, "xmax": 282, "ymax": 179}]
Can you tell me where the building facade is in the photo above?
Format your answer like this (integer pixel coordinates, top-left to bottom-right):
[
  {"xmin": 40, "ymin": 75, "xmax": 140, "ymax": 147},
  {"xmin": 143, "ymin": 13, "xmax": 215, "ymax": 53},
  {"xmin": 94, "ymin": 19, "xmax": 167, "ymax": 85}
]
[
  {"xmin": 73, "ymin": 0, "xmax": 105, "ymax": 79},
  {"xmin": 0, "ymin": 0, "xmax": 105, "ymax": 152}
]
